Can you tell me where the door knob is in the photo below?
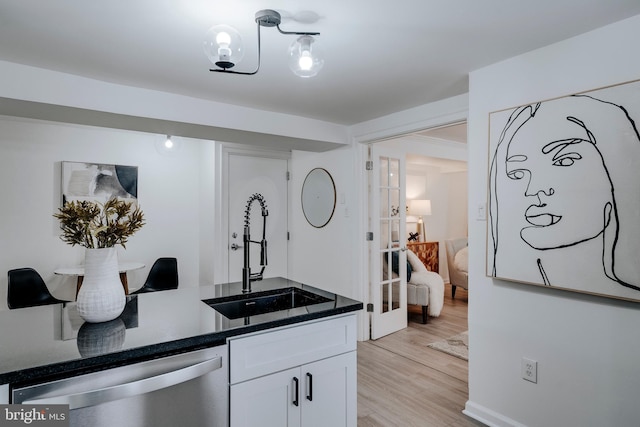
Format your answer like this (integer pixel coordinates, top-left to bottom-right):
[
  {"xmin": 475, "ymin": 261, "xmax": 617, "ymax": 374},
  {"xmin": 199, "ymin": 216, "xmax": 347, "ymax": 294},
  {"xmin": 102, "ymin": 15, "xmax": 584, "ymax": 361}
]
[{"xmin": 230, "ymin": 243, "xmax": 243, "ymax": 251}]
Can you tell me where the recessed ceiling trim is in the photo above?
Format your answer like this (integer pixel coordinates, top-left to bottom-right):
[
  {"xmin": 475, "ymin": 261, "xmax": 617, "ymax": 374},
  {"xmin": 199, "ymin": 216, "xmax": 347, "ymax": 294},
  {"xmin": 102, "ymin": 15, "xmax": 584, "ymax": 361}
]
[{"xmin": 0, "ymin": 97, "xmax": 344, "ymax": 152}]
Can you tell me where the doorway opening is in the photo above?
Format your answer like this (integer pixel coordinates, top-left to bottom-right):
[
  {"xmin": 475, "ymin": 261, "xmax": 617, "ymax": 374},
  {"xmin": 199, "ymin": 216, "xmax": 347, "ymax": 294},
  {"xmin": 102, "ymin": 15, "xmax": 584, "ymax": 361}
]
[
  {"xmin": 361, "ymin": 121, "xmax": 471, "ymax": 422},
  {"xmin": 366, "ymin": 121, "xmax": 468, "ymax": 339}
]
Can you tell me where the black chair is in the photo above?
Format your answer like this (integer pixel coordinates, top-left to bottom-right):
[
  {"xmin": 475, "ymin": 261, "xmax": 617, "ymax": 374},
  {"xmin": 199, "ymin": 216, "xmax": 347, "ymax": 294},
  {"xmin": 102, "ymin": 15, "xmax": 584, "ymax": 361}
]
[
  {"xmin": 131, "ymin": 258, "xmax": 178, "ymax": 294},
  {"xmin": 7, "ymin": 268, "xmax": 68, "ymax": 309}
]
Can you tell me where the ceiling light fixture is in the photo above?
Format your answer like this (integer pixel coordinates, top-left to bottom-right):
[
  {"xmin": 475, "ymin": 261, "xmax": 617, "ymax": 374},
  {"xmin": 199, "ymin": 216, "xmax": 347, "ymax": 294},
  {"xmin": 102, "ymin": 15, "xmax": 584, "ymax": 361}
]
[
  {"xmin": 164, "ymin": 135, "xmax": 174, "ymax": 149},
  {"xmin": 155, "ymin": 135, "xmax": 182, "ymax": 156},
  {"xmin": 203, "ymin": 9, "xmax": 323, "ymax": 78}
]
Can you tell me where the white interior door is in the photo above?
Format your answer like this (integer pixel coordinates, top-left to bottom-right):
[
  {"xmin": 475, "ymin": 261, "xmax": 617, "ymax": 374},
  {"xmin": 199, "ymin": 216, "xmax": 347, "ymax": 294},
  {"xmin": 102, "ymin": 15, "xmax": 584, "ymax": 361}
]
[
  {"xmin": 369, "ymin": 146, "xmax": 407, "ymax": 339},
  {"xmin": 226, "ymin": 153, "xmax": 289, "ymax": 284}
]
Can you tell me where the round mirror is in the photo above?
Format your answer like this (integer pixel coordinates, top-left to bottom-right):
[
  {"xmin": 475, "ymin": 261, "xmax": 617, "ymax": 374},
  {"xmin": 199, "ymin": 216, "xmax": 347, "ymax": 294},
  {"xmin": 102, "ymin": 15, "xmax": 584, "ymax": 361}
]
[{"xmin": 301, "ymin": 168, "xmax": 336, "ymax": 228}]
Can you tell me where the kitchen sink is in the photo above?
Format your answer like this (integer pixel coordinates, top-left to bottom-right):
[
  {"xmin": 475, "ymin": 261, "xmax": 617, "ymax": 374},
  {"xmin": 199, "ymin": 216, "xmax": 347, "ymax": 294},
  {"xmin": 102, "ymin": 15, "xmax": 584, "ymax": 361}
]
[{"xmin": 203, "ymin": 287, "xmax": 333, "ymax": 319}]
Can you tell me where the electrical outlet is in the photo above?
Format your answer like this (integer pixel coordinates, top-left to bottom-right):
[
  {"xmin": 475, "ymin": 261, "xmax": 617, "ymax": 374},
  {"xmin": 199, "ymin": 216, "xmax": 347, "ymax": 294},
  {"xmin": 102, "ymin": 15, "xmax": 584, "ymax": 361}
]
[{"xmin": 521, "ymin": 357, "xmax": 538, "ymax": 383}]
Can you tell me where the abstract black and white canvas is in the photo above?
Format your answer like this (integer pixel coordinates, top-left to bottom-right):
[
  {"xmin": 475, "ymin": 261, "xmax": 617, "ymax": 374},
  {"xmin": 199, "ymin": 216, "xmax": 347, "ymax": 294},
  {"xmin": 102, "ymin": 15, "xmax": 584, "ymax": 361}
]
[
  {"xmin": 62, "ymin": 161, "xmax": 138, "ymax": 205},
  {"xmin": 487, "ymin": 79, "xmax": 640, "ymax": 302}
]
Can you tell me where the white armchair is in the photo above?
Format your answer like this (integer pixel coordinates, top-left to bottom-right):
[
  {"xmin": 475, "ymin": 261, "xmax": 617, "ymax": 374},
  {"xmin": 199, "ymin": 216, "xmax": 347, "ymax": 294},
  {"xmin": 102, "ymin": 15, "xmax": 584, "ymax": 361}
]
[
  {"xmin": 445, "ymin": 238, "xmax": 468, "ymax": 298},
  {"xmin": 384, "ymin": 250, "xmax": 445, "ymax": 324},
  {"xmin": 406, "ymin": 250, "xmax": 444, "ymax": 323}
]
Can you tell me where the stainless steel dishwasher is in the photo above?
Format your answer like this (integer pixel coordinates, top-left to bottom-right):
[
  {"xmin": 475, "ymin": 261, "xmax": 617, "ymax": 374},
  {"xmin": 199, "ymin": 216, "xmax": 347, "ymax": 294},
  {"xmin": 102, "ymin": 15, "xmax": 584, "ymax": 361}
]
[{"xmin": 12, "ymin": 345, "xmax": 228, "ymax": 427}]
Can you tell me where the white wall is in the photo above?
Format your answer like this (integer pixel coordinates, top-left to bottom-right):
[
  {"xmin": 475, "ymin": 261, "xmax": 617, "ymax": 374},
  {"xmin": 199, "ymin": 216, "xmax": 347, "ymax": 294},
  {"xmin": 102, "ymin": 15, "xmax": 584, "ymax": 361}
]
[
  {"xmin": 445, "ymin": 171, "xmax": 468, "ymax": 239},
  {"xmin": 406, "ymin": 166, "xmax": 468, "ymax": 281},
  {"xmin": 0, "ymin": 116, "xmax": 215, "ymax": 308},
  {"xmin": 198, "ymin": 141, "xmax": 217, "ymax": 286},
  {"xmin": 465, "ymin": 14, "xmax": 640, "ymax": 427},
  {"xmin": 288, "ymin": 146, "xmax": 360, "ymax": 300}
]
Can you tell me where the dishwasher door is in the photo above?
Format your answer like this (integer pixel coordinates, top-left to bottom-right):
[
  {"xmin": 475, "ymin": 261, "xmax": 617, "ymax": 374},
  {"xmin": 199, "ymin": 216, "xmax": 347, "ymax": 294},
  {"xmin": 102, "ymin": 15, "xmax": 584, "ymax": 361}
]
[{"xmin": 12, "ymin": 345, "xmax": 228, "ymax": 427}]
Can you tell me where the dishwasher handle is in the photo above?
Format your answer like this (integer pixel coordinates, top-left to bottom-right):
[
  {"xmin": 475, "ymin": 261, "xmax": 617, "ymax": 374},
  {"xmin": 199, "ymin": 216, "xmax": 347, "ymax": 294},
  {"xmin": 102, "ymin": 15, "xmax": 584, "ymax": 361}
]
[{"xmin": 23, "ymin": 355, "xmax": 222, "ymax": 410}]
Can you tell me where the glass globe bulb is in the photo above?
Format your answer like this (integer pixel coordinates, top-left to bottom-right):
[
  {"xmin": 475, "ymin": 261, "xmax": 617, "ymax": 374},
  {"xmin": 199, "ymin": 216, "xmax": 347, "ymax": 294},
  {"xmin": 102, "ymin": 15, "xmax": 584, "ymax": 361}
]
[
  {"xmin": 298, "ymin": 51, "xmax": 313, "ymax": 71},
  {"xmin": 216, "ymin": 32, "xmax": 231, "ymax": 46},
  {"xmin": 203, "ymin": 24, "xmax": 244, "ymax": 69},
  {"xmin": 155, "ymin": 135, "xmax": 182, "ymax": 156},
  {"xmin": 288, "ymin": 35, "xmax": 324, "ymax": 78}
]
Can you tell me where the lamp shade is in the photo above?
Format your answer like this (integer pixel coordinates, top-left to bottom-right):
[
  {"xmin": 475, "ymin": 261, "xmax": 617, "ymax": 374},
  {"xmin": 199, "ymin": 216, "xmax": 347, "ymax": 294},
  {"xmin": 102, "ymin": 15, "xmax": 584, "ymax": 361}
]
[
  {"xmin": 203, "ymin": 24, "xmax": 244, "ymax": 69},
  {"xmin": 288, "ymin": 35, "xmax": 324, "ymax": 78},
  {"xmin": 410, "ymin": 199, "xmax": 432, "ymax": 216}
]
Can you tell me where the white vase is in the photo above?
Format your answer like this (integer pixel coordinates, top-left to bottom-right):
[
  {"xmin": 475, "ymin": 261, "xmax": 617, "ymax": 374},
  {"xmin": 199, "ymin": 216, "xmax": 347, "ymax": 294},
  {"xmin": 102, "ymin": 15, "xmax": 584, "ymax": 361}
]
[{"xmin": 76, "ymin": 247, "xmax": 126, "ymax": 323}]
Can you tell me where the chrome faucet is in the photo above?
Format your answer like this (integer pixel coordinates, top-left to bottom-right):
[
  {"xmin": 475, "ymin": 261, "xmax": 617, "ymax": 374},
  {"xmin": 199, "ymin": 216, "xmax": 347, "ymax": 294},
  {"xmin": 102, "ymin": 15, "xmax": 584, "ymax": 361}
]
[{"xmin": 242, "ymin": 193, "xmax": 268, "ymax": 293}]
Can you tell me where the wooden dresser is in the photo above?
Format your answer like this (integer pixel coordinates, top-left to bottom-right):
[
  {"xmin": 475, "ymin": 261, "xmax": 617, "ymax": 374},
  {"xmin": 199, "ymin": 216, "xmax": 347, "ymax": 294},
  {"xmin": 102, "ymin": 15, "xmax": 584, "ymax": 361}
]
[{"xmin": 407, "ymin": 241, "xmax": 439, "ymax": 273}]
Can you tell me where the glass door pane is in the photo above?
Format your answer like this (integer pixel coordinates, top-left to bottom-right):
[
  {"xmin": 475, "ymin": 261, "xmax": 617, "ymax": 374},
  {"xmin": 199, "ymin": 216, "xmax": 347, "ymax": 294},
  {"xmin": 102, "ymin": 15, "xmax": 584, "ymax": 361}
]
[{"xmin": 370, "ymin": 148, "xmax": 407, "ymax": 339}]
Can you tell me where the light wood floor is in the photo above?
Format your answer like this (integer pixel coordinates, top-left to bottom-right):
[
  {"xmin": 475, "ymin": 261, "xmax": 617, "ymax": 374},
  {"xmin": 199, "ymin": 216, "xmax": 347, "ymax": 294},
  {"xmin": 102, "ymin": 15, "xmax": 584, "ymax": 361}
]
[{"xmin": 357, "ymin": 285, "xmax": 485, "ymax": 427}]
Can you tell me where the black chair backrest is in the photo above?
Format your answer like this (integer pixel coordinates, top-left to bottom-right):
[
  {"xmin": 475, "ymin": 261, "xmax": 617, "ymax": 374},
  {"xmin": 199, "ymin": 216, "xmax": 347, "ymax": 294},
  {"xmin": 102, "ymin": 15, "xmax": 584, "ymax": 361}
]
[
  {"xmin": 7, "ymin": 268, "xmax": 65, "ymax": 309},
  {"xmin": 143, "ymin": 258, "xmax": 178, "ymax": 292}
]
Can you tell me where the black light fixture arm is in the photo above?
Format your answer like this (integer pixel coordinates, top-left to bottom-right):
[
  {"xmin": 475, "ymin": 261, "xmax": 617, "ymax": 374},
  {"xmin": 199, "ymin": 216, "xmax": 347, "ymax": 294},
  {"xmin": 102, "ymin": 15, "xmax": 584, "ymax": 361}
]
[
  {"xmin": 208, "ymin": 9, "xmax": 320, "ymax": 75},
  {"xmin": 276, "ymin": 25, "xmax": 319, "ymax": 36}
]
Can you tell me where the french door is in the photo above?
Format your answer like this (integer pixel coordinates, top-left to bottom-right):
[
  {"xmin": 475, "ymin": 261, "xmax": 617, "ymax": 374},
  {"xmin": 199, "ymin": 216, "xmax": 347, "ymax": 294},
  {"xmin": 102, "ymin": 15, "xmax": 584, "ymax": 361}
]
[{"xmin": 369, "ymin": 146, "xmax": 407, "ymax": 339}]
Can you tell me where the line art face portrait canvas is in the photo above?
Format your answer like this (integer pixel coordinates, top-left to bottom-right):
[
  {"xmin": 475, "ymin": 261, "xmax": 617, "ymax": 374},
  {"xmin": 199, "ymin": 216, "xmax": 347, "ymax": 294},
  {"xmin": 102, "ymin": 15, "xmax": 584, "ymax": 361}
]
[
  {"xmin": 487, "ymin": 79, "xmax": 640, "ymax": 302},
  {"xmin": 61, "ymin": 161, "xmax": 138, "ymax": 205}
]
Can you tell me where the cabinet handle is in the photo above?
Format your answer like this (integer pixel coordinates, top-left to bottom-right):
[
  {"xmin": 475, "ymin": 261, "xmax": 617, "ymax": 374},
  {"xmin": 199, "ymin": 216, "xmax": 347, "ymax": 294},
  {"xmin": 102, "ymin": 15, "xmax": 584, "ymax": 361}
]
[
  {"xmin": 306, "ymin": 372, "xmax": 313, "ymax": 401},
  {"xmin": 292, "ymin": 377, "xmax": 299, "ymax": 407}
]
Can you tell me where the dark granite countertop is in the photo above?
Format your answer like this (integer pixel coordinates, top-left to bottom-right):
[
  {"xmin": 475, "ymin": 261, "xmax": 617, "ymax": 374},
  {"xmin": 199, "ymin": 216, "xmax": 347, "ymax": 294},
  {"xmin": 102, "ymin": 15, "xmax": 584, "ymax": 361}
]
[{"xmin": 0, "ymin": 277, "xmax": 362, "ymax": 387}]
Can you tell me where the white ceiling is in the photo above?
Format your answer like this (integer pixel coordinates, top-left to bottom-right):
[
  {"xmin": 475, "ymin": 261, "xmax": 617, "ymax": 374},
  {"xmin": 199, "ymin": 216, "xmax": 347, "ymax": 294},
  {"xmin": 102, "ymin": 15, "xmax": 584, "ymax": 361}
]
[
  {"xmin": 417, "ymin": 122, "xmax": 467, "ymax": 144},
  {"xmin": 407, "ymin": 122, "xmax": 468, "ymax": 172},
  {"xmin": 0, "ymin": 1, "xmax": 639, "ymax": 126},
  {"xmin": 406, "ymin": 153, "xmax": 468, "ymax": 173}
]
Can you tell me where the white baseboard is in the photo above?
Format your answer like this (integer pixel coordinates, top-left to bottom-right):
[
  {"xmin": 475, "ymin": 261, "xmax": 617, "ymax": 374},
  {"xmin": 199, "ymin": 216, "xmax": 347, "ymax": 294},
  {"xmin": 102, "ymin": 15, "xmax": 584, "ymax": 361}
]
[{"xmin": 463, "ymin": 400, "xmax": 526, "ymax": 427}]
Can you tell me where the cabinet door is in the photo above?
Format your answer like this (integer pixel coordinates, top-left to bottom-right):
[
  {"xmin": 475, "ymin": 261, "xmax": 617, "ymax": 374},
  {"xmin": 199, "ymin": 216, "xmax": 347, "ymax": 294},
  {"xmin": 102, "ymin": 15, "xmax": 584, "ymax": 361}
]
[
  {"xmin": 230, "ymin": 367, "xmax": 301, "ymax": 427},
  {"xmin": 301, "ymin": 352, "xmax": 357, "ymax": 427}
]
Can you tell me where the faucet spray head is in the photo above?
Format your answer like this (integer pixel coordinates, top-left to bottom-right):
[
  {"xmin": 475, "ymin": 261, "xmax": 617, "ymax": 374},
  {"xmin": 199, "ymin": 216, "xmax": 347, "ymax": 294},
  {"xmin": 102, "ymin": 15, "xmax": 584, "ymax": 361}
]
[
  {"xmin": 244, "ymin": 193, "xmax": 268, "ymax": 226},
  {"xmin": 242, "ymin": 193, "xmax": 269, "ymax": 293}
]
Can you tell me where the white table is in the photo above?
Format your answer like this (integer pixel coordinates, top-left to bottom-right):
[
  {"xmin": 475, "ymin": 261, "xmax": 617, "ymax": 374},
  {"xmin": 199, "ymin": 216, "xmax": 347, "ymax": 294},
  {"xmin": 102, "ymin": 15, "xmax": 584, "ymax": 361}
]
[{"xmin": 54, "ymin": 262, "xmax": 145, "ymax": 296}]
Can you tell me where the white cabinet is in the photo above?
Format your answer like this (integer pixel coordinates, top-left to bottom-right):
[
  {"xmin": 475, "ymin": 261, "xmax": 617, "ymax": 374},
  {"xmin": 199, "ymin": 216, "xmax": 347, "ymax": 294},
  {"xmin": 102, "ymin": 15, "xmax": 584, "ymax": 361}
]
[
  {"xmin": 231, "ymin": 352, "xmax": 356, "ymax": 427},
  {"xmin": 300, "ymin": 352, "xmax": 356, "ymax": 427},
  {"xmin": 231, "ymin": 367, "xmax": 300, "ymax": 427},
  {"xmin": 229, "ymin": 314, "xmax": 357, "ymax": 427}
]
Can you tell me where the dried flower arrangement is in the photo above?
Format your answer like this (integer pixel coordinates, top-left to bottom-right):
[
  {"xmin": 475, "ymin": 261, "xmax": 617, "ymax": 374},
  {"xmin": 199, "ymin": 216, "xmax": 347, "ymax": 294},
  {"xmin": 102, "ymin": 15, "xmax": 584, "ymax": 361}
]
[{"xmin": 54, "ymin": 198, "xmax": 145, "ymax": 249}]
